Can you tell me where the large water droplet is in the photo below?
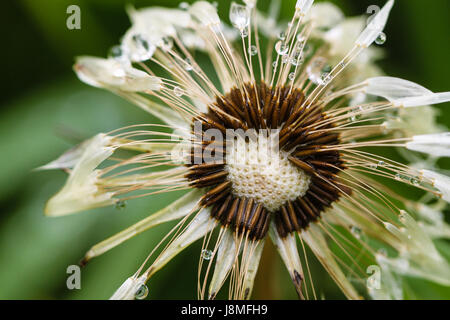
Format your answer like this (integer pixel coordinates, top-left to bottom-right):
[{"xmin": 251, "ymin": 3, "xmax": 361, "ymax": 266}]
[
  {"xmin": 129, "ymin": 34, "xmax": 155, "ymax": 62},
  {"xmin": 275, "ymin": 41, "xmax": 289, "ymax": 55},
  {"xmin": 230, "ymin": 3, "xmax": 250, "ymax": 30},
  {"xmin": 135, "ymin": 284, "xmax": 149, "ymax": 300}
]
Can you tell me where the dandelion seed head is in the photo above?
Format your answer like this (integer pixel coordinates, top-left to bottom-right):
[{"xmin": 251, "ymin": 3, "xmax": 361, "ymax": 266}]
[{"xmin": 42, "ymin": 0, "xmax": 450, "ymax": 300}]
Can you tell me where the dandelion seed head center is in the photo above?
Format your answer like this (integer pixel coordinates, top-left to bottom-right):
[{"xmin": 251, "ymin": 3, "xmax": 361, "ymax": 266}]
[
  {"xmin": 190, "ymin": 82, "xmax": 346, "ymax": 239},
  {"xmin": 225, "ymin": 134, "xmax": 311, "ymax": 212}
]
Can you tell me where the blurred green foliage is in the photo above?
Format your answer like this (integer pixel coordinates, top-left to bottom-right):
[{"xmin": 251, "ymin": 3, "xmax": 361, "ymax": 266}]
[{"xmin": 0, "ymin": 0, "xmax": 449, "ymax": 299}]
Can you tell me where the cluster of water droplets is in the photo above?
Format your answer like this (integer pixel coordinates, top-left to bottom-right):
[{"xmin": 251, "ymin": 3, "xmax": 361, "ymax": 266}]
[
  {"xmin": 394, "ymin": 172, "xmax": 422, "ymax": 187},
  {"xmin": 290, "ymin": 37, "xmax": 307, "ymax": 67},
  {"xmin": 306, "ymin": 57, "xmax": 332, "ymax": 85},
  {"xmin": 272, "ymin": 32, "xmax": 311, "ymax": 80},
  {"xmin": 348, "ymin": 105, "xmax": 365, "ymax": 122},
  {"xmin": 369, "ymin": 160, "xmax": 386, "ymax": 170}
]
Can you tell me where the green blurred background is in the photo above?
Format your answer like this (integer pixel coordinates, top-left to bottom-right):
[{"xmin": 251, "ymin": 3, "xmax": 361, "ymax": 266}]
[{"xmin": 0, "ymin": 0, "xmax": 449, "ymax": 299}]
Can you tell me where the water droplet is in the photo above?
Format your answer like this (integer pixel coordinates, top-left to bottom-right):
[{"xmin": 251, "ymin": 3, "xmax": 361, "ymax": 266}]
[
  {"xmin": 278, "ymin": 31, "xmax": 286, "ymax": 41},
  {"xmin": 184, "ymin": 58, "xmax": 193, "ymax": 71},
  {"xmin": 275, "ymin": 41, "xmax": 289, "ymax": 55},
  {"xmin": 289, "ymin": 47, "xmax": 304, "ymax": 66},
  {"xmin": 129, "ymin": 34, "xmax": 155, "ymax": 62},
  {"xmin": 307, "ymin": 57, "xmax": 329, "ymax": 85},
  {"xmin": 288, "ymin": 72, "xmax": 296, "ymax": 81},
  {"xmin": 179, "ymin": 2, "xmax": 189, "ymax": 10},
  {"xmin": 135, "ymin": 284, "xmax": 148, "ymax": 300},
  {"xmin": 132, "ymin": 34, "xmax": 148, "ymax": 49},
  {"xmin": 230, "ymin": 3, "xmax": 250, "ymax": 30},
  {"xmin": 272, "ymin": 61, "xmax": 278, "ymax": 69},
  {"xmin": 240, "ymin": 28, "xmax": 249, "ymax": 38},
  {"xmin": 108, "ymin": 45, "xmax": 127, "ymax": 62},
  {"xmin": 375, "ymin": 32, "xmax": 386, "ymax": 45},
  {"xmin": 377, "ymin": 160, "xmax": 385, "ymax": 167},
  {"xmin": 115, "ymin": 200, "xmax": 126, "ymax": 210},
  {"xmin": 350, "ymin": 226, "xmax": 362, "ymax": 239},
  {"xmin": 248, "ymin": 45, "xmax": 257, "ymax": 56},
  {"xmin": 297, "ymin": 34, "xmax": 306, "ymax": 44},
  {"xmin": 281, "ymin": 54, "xmax": 289, "ymax": 64},
  {"xmin": 202, "ymin": 249, "xmax": 213, "ymax": 260},
  {"xmin": 369, "ymin": 163, "xmax": 378, "ymax": 169},
  {"xmin": 395, "ymin": 173, "xmax": 409, "ymax": 181},
  {"xmin": 174, "ymin": 86, "xmax": 184, "ymax": 97},
  {"xmin": 290, "ymin": 57, "xmax": 303, "ymax": 67}
]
